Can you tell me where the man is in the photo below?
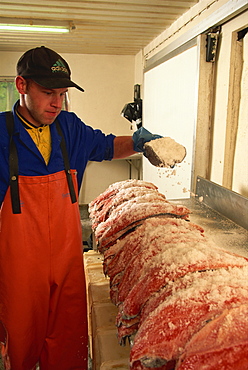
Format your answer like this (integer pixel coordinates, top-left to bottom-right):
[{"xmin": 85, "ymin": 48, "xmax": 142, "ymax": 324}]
[{"xmin": 0, "ymin": 46, "xmax": 159, "ymax": 369}]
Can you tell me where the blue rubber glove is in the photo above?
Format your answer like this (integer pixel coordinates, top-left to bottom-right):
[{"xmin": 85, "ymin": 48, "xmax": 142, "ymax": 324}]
[{"xmin": 132, "ymin": 127, "xmax": 162, "ymax": 152}]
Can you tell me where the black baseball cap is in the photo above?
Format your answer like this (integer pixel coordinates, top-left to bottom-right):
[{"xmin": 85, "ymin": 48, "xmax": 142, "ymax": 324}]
[{"xmin": 17, "ymin": 46, "xmax": 84, "ymax": 92}]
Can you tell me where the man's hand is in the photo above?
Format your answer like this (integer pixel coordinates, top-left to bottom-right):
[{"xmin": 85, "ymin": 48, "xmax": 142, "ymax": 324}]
[{"xmin": 132, "ymin": 127, "xmax": 162, "ymax": 152}]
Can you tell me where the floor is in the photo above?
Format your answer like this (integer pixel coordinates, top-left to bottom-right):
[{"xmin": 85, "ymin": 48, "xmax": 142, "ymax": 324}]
[
  {"xmin": 80, "ymin": 204, "xmax": 93, "ymax": 369},
  {"xmin": 80, "ymin": 204, "xmax": 93, "ymax": 251}
]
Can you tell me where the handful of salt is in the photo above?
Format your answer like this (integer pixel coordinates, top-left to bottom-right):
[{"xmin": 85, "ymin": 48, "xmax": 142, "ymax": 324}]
[{"xmin": 144, "ymin": 137, "xmax": 186, "ymax": 168}]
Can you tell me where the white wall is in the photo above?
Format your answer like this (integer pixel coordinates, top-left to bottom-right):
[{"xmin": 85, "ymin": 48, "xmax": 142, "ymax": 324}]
[
  {"xmin": 64, "ymin": 53, "xmax": 136, "ymax": 203},
  {"xmin": 135, "ymin": 0, "xmax": 248, "ymax": 198},
  {"xmin": 233, "ymin": 33, "xmax": 248, "ymax": 197},
  {"xmin": 65, "ymin": 53, "xmax": 134, "ymax": 136},
  {"xmin": 143, "ymin": 46, "xmax": 198, "ymax": 199},
  {"xmin": 211, "ymin": 13, "xmax": 248, "ymax": 195}
]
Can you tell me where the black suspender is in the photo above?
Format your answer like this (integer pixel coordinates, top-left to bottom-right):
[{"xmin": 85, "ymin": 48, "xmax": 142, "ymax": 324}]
[
  {"xmin": 5, "ymin": 112, "xmax": 77, "ymax": 214},
  {"xmin": 55, "ymin": 120, "xmax": 77, "ymax": 204},
  {"xmin": 5, "ymin": 111, "xmax": 21, "ymax": 214}
]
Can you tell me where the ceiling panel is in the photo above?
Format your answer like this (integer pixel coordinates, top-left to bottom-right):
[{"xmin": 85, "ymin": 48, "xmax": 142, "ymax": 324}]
[{"xmin": 0, "ymin": 0, "xmax": 199, "ymax": 55}]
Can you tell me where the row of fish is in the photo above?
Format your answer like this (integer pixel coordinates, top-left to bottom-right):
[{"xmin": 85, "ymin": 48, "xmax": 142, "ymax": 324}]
[{"xmin": 89, "ymin": 179, "xmax": 248, "ymax": 370}]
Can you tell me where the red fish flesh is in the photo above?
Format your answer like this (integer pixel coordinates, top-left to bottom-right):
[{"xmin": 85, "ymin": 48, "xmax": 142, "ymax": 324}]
[
  {"xmin": 129, "ymin": 266, "xmax": 248, "ymax": 368},
  {"xmin": 120, "ymin": 240, "xmax": 248, "ymax": 318},
  {"xmin": 176, "ymin": 304, "xmax": 248, "ymax": 370}
]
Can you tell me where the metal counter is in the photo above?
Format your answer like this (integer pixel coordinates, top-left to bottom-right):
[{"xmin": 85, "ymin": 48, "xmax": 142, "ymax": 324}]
[{"xmin": 171, "ymin": 177, "xmax": 248, "ymax": 258}]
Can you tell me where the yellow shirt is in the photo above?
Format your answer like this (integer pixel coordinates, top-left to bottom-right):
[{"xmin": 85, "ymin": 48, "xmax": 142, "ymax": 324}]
[{"xmin": 16, "ymin": 110, "xmax": 52, "ymax": 165}]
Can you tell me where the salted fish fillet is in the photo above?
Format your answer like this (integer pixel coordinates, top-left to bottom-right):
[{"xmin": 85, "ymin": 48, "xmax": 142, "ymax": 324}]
[
  {"xmin": 106, "ymin": 218, "xmax": 204, "ymax": 283},
  {"xmin": 99, "ymin": 222, "xmax": 143, "ymax": 254},
  {"xmin": 103, "ymin": 232, "xmax": 139, "ymax": 277},
  {"xmin": 117, "ymin": 267, "xmax": 248, "ymax": 343},
  {"xmin": 120, "ymin": 239, "xmax": 248, "ymax": 318},
  {"xmin": 111, "ymin": 229, "xmax": 205, "ymax": 303},
  {"xmin": 92, "ymin": 187, "xmax": 164, "ymax": 227},
  {"xmin": 92, "ymin": 191, "xmax": 167, "ymax": 231},
  {"xmin": 103, "ymin": 217, "xmax": 203, "ymax": 270},
  {"xmin": 95, "ymin": 201, "xmax": 191, "ymax": 251},
  {"xmin": 89, "ymin": 179, "xmax": 158, "ymax": 216},
  {"xmin": 109, "ymin": 229, "xmax": 205, "ymax": 306},
  {"xmin": 90, "ymin": 186, "xmax": 160, "ymax": 228},
  {"xmin": 175, "ymin": 303, "xmax": 248, "ymax": 370},
  {"xmin": 89, "ymin": 179, "xmax": 158, "ymax": 209},
  {"xmin": 89, "ymin": 188, "xmax": 116, "ymax": 216},
  {"xmin": 129, "ymin": 266, "xmax": 248, "ymax": 368},
  {"xmin": 95, "ymin": 196, "xmax": 171, "ymax": 241},
  {"xmin": 178, "ymin": 344, "xmax": 248, "ymax": 370},
  {"xmin": 103, "ymin": 237, "xmax": 128, "ymax": 275},
  {"xmin": 116, "ymin": 269, "xmax": 215, "ymax": 339},
  {"xmin": 116, "ymin": 321, "xmax": 139, "ymax": 345}
]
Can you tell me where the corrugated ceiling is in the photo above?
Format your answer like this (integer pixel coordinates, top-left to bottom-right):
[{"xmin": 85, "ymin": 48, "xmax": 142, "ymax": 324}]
[{"xmin": 0, "ymin": 0, "xmax": 199, "ymax": 55}]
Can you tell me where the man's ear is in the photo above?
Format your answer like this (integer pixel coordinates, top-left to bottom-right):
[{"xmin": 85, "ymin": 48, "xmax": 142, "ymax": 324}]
[{"xmin": 15, "ymin": 76, "xmax": 28, "ymax": 94}]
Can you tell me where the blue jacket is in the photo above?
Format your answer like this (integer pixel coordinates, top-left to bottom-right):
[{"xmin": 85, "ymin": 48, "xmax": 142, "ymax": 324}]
[{"xmin": 0, "ymin": 102, "xmax": 115, "ymax": 206}]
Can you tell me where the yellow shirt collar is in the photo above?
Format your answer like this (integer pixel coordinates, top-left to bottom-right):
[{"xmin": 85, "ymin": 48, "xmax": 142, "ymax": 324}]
[{"xmin": 16, "ymin": 109, "xmax": 52, "ymax": 165}]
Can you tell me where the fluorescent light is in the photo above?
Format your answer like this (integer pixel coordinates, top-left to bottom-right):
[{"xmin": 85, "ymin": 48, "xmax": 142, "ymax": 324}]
[{"xmin": 0, "ymin": 24, "xmax": 69, "ymax": 33}]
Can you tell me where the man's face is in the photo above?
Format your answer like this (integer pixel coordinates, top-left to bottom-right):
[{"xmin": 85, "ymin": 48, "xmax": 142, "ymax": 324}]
[{"xmin": 16, "ymin": 78, "xmax": 68, "ymax": 127}]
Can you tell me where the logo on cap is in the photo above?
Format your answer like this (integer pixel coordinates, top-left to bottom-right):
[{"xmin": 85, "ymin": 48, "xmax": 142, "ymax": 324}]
[{"xmin": 51, "ymin": 59, "xmax": 69, "ymax": 74}]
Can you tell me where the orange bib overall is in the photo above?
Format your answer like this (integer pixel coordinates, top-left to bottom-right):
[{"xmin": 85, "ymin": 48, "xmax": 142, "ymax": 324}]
[
  {"xmin": 0, "ymin": 114, "xmax": 88, "ymax": 369},
  {"xmin": 0, "ymin": 171, "xmax": 88, "ymax": 369}
]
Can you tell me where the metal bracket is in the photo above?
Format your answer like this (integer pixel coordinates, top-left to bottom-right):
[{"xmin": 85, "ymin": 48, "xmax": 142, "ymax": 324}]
[{"xmin": 206, "ymin": 26, "xmax": 221, "ymax": 62}]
